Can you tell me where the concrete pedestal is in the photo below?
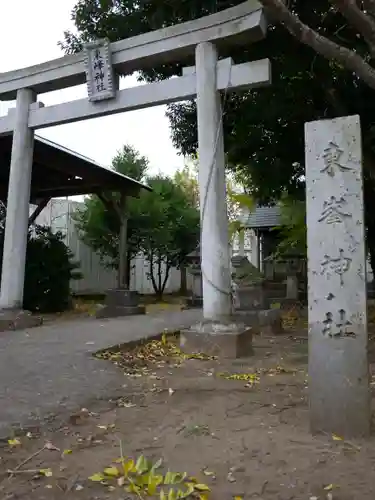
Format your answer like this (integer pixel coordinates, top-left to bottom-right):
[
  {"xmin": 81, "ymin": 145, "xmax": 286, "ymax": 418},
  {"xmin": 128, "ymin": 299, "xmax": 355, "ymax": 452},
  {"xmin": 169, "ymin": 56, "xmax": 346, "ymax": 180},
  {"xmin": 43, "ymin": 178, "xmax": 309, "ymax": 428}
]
[
  {"xmin": 96, "ymin": 289, "xmax": 145, "ymax": 319},
  {"xmin": 232, "ymin": 279, "xmax": 282, "ymax": 335},
  {"xmin": 234, "ymin": 285, "xmax": 266, "ymax": 310},
  {"xmin": 234, "ymin": 308, "xmax": 282, "ymax": 335},
  {"xmin": 180, "ymin": 321, "xmax": 253, "ymax": 358},
  {"xmin": 0, "ymin": 309, "xmax": 42, "ymax": 332}
]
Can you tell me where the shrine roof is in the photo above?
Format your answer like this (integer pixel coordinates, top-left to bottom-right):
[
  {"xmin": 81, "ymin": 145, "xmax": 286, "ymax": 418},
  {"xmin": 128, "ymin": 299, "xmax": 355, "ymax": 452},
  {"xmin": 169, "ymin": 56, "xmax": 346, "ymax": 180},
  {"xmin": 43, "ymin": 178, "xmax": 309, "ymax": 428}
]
[
  {"xmin": 0, "ymin": 134, "xmax": 151, "ymax": 203},
  {"xmin": 240, "ymin": 205, "xmax": 281, "ymax": 229}
]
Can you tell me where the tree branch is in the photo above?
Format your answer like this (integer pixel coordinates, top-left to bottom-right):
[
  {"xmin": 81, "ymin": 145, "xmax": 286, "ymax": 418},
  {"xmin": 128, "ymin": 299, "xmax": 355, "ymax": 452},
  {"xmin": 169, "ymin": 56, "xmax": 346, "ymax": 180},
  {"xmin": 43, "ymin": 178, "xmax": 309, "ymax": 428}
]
[
  {"xmin": 330, "ymin": 0, "xmax": 375, "ymax": 53},
  {"xmin": 362, "ymin": 0, "xmax": 375, "ymax": 19},
  {"xmin": 97, "ymin": 192, "xmax": 121, "ymax": 220},
  {"xmin": 260, "ymin": 0, "xmax": 375, "ymax": 90}
]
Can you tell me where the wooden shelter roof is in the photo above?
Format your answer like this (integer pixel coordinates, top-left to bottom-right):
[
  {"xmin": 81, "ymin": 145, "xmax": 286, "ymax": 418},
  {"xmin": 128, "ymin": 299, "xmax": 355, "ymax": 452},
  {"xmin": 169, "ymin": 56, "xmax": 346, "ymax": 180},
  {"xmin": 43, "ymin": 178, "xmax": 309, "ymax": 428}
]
[{"xmin": 0, "ymin": 134, "xmax": 151, "ymax": 204}]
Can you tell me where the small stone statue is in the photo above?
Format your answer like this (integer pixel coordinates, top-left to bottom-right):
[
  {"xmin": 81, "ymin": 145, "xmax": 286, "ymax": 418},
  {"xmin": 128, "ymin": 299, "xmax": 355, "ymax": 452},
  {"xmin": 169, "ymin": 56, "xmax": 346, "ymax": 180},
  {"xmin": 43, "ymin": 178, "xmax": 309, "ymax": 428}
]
[
  {"xmin": 231, "ymin": 255, "xmax": 265, "ymax": 287},
  {"xmin": 231, "ymin": 255, "xmax": 265, "ymax": 311}
]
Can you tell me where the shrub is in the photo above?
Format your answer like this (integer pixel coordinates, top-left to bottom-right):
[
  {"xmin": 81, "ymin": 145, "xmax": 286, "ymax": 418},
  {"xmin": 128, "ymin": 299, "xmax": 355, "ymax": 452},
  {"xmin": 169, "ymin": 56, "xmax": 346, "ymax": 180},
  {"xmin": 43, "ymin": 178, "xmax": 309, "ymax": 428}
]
[{"xmin": 23, "ymin": 226, "xmax": 81, "ymax": 313}]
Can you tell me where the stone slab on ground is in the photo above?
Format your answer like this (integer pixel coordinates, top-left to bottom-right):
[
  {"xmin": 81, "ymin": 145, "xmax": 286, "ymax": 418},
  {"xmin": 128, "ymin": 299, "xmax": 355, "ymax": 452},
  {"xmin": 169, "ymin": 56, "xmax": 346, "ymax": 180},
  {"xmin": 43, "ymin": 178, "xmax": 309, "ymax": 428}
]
[
  {"xmin": 96, "ymin": 304, "xmax": 146, "ymax": 318},
  {"xmin": 180, "ymin": 321, "xmax": 253, "ymax": 358},
  {"xmin": 0, "ymin": 309, "xmax": 202, "ymax": 437},
  {"xmin": 96, "ymin": 289, "xmax": 146, "ymax": 318},
  {"xmin": 0, "ymin": 309, "xmax": 42, "ymax": 332}
]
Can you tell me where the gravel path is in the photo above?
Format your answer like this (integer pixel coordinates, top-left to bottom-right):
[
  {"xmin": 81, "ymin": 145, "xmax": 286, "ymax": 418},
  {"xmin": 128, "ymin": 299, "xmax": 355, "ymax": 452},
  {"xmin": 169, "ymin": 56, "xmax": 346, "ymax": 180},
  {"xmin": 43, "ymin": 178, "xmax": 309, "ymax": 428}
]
[{"xmin": 0, "ymin": 309, "xmax": 202, "ymax": 437}]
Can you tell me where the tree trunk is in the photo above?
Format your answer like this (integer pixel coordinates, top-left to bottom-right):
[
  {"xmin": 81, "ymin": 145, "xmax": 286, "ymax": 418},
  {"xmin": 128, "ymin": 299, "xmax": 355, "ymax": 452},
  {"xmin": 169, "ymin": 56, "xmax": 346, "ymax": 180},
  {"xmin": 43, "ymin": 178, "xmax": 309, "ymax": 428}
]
[
  {"xmin": 161, "ymin": 265, "xmax": 171, "ymax": 296},
  {"xmin": 157, "ymin": 257, "xmax": 163, "ymax": 300},
  {"xmin": 126, "ymin": 253, "xmax": 131, "ymax": 288},
  {"xmin": 260, "ymin": 0, "xmax": 375, "ymax": 91},
  {"xmin": 179, "ymin": 264, "xmax": 187, "ymax": 295},
  {"xmin": 118, "ymin": 196, "xmax": 129, "ymax": 289}
]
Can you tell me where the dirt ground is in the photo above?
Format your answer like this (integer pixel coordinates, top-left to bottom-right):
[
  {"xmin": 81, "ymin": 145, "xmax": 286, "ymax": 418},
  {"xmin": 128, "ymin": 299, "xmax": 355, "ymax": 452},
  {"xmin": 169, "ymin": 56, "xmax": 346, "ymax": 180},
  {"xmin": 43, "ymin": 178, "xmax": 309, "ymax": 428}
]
[{"xmin": 1, "ymin": 310, "xmax": 375, "ymax": 500}]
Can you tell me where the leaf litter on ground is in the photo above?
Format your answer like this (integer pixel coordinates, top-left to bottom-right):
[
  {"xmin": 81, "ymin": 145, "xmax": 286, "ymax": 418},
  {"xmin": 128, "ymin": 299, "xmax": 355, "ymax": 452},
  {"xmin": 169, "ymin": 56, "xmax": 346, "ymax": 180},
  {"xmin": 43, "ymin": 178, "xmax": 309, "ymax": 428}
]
[{"xmin": 95, "ymin": 332, "xmax": 217, "ymax": 378}]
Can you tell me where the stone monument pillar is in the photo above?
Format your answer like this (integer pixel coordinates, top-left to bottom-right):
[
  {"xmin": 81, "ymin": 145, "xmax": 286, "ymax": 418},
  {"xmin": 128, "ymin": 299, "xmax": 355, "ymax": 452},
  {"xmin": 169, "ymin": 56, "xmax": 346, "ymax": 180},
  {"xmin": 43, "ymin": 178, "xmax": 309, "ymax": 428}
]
[{"xmin": 306, "ymin": 115, "xmax": 370, "ymax": 437}]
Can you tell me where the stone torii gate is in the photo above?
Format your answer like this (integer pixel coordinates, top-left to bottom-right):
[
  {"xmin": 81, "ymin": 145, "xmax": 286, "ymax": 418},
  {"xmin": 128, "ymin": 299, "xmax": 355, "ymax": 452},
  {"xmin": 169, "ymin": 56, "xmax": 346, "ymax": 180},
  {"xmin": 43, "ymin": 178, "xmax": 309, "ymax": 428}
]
[{"xmin": 0, "ymin": 1, "xmax": 271, "ymax": 329}]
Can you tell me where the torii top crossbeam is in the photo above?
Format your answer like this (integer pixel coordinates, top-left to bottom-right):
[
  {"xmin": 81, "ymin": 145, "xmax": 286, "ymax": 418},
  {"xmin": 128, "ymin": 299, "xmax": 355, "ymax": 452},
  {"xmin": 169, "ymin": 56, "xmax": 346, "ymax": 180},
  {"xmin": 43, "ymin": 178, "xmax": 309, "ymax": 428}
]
[
  {"xmin": 0, "ymin": 0, "xmax": 271, "ymax": 323},
  {"xmin": 0, "ymin": 1, "xmax": 265, "ymax": 100}
]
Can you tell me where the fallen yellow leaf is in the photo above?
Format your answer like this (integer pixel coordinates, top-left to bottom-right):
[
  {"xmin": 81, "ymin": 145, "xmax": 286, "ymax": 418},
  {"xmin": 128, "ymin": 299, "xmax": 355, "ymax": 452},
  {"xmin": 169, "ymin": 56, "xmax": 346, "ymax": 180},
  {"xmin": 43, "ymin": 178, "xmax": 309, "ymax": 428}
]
[
  {"xmin": 63, "ymin": 449, "xmax": 72, "ymax": 455},
  {"xmin": 89, "ymin": 472, "xmax": 105, "ymax": 482},
  {"xmin": 39, "ymin": 468, "xmax": 53, "ymax": 477},
  {"xmin": 104, "ymin": 467, "xmax": 120, "ymax": 477},
  {"xmin": 332, "ymin": 433, "xmax": 343, "ymax": 441},
  {"xmin": 194, "ymin": 484, "xmax": 210, "ymax": 492},
  {"xmin": 8, "ymin": 438, "xmax": 21, "ymax": 447},
  {"xmin": 324, "ymin": 483, "xmax": 339, "ymax": 491}
]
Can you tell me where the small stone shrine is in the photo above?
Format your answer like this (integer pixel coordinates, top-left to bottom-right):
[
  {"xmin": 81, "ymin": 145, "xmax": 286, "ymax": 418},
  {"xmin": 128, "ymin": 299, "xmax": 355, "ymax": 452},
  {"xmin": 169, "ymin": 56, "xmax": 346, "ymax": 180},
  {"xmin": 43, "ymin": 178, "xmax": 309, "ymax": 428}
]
[
  {"xmin": 231, "ymin": 255, "xmax": 265, "ymax": 308},
  {"xmin": 231, "ymin": 255, "xmax": 282, "ymax": 334},
  {"xmin": 186, "ymin": 247, "xmax": 203, "ymax": 308}
]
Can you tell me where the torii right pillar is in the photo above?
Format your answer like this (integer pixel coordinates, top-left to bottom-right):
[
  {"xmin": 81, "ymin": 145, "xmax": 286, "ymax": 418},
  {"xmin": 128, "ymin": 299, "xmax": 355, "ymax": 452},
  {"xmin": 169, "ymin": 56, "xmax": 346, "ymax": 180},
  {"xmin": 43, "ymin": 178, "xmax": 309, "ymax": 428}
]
[{"xmin": 306, "ymin": 115, "xmax": 370, "ymax": 437}]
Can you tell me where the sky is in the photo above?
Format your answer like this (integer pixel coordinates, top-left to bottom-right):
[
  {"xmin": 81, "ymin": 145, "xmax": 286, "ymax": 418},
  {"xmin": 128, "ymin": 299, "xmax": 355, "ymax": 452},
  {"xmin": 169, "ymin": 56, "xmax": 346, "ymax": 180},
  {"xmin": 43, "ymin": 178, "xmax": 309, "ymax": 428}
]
[{"xmin": 0, "ymin": 0, "xmax": 185, "ymax": 175}]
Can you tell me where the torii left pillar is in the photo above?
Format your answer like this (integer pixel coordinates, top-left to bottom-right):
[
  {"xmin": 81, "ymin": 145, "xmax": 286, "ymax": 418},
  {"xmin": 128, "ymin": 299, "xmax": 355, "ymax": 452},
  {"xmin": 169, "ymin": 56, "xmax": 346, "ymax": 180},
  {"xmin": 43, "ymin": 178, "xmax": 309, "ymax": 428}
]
[{"xmin": 0, "ymin": 88, "xmax": 42, "ymax": 330}]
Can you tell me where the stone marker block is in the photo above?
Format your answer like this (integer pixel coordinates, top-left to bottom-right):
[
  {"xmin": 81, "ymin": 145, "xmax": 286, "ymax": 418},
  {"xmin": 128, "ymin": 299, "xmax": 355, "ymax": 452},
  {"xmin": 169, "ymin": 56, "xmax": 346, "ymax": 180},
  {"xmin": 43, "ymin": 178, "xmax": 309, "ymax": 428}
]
[
  {"xmin": 234, "ymin": 285, "xmax": 266, "ymax": 310},
  {"xmin": 180, "ymin": 321, "xmax": 253, "ymax": 358},
  {"xmin": 234, "ymin": 308, "xmax": 282, "ymax": 335},
  {"xmin": 286, "ymin": 275, "xmax": 299, "ymax": 300},
  {"xmin": 96, "ymin": 289, "xmax": 145, "ymax": 319},
  {"xmin": 0, "ymin": 309, "xmax": 42, "ymax": 332},
  {"xmin": 306, "ymin": 115, "xmax": 370, "ymax": 437}
]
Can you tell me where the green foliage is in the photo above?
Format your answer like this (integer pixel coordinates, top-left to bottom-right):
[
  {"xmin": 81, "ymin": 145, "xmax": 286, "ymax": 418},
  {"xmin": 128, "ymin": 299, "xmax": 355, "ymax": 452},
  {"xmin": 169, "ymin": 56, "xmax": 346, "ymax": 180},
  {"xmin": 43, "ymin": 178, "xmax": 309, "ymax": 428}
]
[
  {"xmin": 173, "ymin": 161, "xmax": 199, "ymax": 208},
  {"xmin": 60, "ymin": 0, "xmax": 375, "ymax": 196},
  {"xmin": 24, "ymin": 226, "xmax": 81, "ymax": 313},
  {"xmin": 273, "ymin": 195, "xmax": 307, "ymax": 259},
  {"xmin": 136, "ymin": 174, "xmax": 200, "ymax": 297},
  {"xmin": 74, "ymin": 145, "xmax": 200, "ymax": 298},
  {"xmin": 73, "ymin": 144, "xmax": 149, "ymax": 271},
  {"xmin": 74, "ymin": 195, "xmax": 119, "ymax": 268},
  {"xmin": 61, "ymin": 0, "xmax": 375, "ymax": 270},
  {"xmin": 112, "ymin": 144, "xmax": 149, "ymax": 181},
  {"xmin": 89, "ymin": 452, "xmax": 210, "ymax": 499}
]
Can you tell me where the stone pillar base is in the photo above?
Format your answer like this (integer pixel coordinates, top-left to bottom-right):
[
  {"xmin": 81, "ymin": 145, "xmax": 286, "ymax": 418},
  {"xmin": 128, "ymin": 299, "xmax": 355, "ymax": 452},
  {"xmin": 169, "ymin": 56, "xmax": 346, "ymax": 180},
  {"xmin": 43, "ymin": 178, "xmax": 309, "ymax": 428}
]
[
  {"xmin": 96, "ymin": 289, "xmax": 145, "ymax": 319},
  {"xmin": 185, "ymin": 296, "xmax": 203, "ymax": 309},
  {"xmin": 234, "ymin": 308, "xmax": 283, "ymax": 335},
  {"xmin": 180, "ymin": 321, "xmax": 253, "ymax": 358},
  {"xmin": 0, "ymin": 309, "xmax": 42, "ymax": 332},
  {"xmin": 234, "ymin": 285, "xmax": 266, "ymax": 310}
]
